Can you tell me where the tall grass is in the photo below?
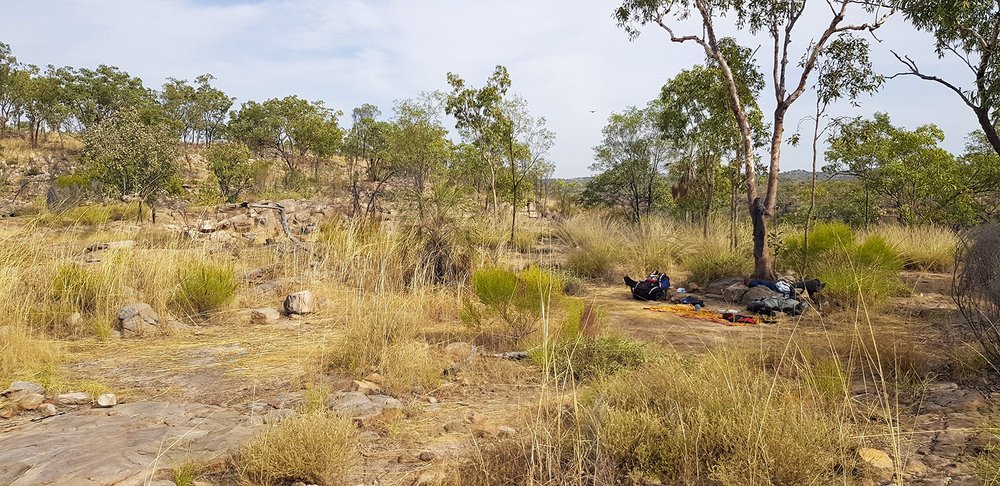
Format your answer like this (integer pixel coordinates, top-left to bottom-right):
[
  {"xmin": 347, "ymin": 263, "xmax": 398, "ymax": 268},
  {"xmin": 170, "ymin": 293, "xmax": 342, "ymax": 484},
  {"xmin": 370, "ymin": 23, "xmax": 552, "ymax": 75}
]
[
  {"xmin": 865, "ymin": 225, "xmax": 958, "ymax": 272},
  {"xmin": 556, "ymin": 213, "xmax": 697, "ymax": 281},
  {"xmin": 321, "ymin": 289, "xmax": 448, "ymax": 395}
]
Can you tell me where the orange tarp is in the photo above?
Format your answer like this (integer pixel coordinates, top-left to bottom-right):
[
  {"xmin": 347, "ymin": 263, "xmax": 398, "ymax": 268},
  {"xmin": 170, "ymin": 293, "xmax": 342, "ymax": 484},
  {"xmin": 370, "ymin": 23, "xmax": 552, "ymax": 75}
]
[{"xmin": 644, "ymin": 304, "xmax": 756, "ymax": 327}]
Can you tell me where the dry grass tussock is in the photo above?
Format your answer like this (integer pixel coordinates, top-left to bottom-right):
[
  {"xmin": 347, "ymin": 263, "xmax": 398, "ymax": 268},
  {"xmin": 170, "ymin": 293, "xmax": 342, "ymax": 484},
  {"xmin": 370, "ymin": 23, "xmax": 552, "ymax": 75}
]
[
  {"xmin": 234, "ymin": 411, "xmax": 358, "ymax": 485},
  {"xmin": 556, "ymin": 213, "xmax": 709, "ymax": 281},
  {"xmin": 865, "ymin": 224, "xmax": 958, "ymax": 272},
  {"xmin": 318, "ymin": 288, "xmax": 451, "ymax": 395},
  {"xmin": 452, "ymin": 296, "xmax": 932, "ymax": 485}
]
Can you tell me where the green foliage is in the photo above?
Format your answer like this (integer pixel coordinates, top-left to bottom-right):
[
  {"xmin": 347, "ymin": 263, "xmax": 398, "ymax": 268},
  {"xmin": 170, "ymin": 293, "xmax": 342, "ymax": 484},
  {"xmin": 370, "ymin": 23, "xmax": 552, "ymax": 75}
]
[
  {"xmin": 170, "ymin": 461, "xmax": 203, "ymax": 486},
  {"xmin": 81, "ymin": 108, "xmax": 179, "ymax": 205},
  {"xmin": 898, "ymin": 0, "xmax": 1000, "ymax": 158},
  {"xmin": 582, "ymin": 105, "xmax": 671, "ymax": 222},
  {"xmin": 227, "ymin": 95, "xmax": 342, "ymax": 179},
  {"xmin": 37, "ymin": 202, "xmax": 144, "ymax": 227},
  {"xmin": 540, "ymin": 334, "xmax": 650, "ymax": 381},
  {"xmin": 565, "ymin": 248, "xmax": 616, "ymax": 281},
  {"xmin": 160, "ymin": 74, "xmax": 232, "ymax": 145},
  {"xmin": 206, "ymin": 142, "xmax": 255, "ymax": 202},
  {"xmin": 825, "ymin": 113, "xmax": 1000, "ymax": 226},
  {"xmin": 466, "ymin": 265, "xmax": 562, "ymax": 344},
  {"xmin": 782, "ymin": 222, "xmax": 904, "ymax": 305},
  {"xmin": 170, "ymin": 261, "xmax": 238, "ymax": 317}
]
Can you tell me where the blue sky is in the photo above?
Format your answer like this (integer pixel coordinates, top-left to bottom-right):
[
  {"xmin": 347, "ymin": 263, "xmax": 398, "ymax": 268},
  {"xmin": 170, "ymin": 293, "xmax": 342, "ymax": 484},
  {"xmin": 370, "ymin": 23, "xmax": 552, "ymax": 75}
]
[{"xmin": 1, "ymin": 0, "xmax": 979, "ymax": 177}]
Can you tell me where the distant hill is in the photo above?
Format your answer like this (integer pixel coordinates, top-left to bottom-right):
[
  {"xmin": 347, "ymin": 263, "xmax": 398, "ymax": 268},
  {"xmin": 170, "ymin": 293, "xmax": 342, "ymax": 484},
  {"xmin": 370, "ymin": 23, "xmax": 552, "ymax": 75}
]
[{"xmin": 779, "ymin": 169, "xmax": 855, "ymax": 181}]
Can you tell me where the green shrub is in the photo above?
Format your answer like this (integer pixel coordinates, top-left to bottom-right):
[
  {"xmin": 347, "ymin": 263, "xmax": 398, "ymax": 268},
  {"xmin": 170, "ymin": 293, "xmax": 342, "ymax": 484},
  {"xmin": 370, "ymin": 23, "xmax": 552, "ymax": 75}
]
[
  {"xmin": 782, "ymin": 223, "xmax": 904, "ymax": 306},
  {"xmin": 866, "ymin": 224, "xmax": 958, "ymax": 272},
  {"xmin": 36, "ymin": 203, "xmax": 145, "ymax": 227},
  {"xmin": 512, "ymin": 229, "xmax": 540, "ymax": 252},
  {"xmin": 235, "ymin": 412, "xmax": 358, "ymax": 485},
  {"xmin": 170, "ymin": 261, "xmax": 238, "ymax": 317},
  {"xmin": 682, "ymin": 248, "xmax": 753, "ymax": 285},
  {"xmin": 465, "ymin": 265, "xmax": 562, "ymax": 344}
]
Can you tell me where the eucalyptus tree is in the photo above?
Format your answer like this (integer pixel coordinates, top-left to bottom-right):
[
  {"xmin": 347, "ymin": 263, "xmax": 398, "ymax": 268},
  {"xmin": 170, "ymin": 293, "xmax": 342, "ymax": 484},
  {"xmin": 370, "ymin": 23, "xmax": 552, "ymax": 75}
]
[
  {"xmin": 227, "ymin": 96, "xmax": 341, "ymax": 181},
  {"xmin": 388, "ymin": 97, "xmax": 451, "ymax": 215},
  {"xmin": 18, "ymin": 65, "xmax": 72, "ymax": 147},
  {"xmin": 583, "ymin": 104, "xmax": 672, "ymax": 224},
  {"xmin": 445, "ymin": 65, "xmax": 511, "ymax": 217},
  {"xmin": 81, "ymin": 108, "xmax": 179, "ymax": 221},
  {"xmin": 893, "ymin": 0, "xmax": 1000, "ymax": 156},
  {"xmin": 502, "ymin": 96, "xmax": 554, "ymax": 243},
  {"xmin": 57, "ymin": 65, "xmax": 156, "ymax": 132},
  {"xmin": 825, "ymin": 113, "xmax": 1000, "ymax": 226},
  {"xmin": 616, "ymin": 0, "xmax": 890, "ymax": 278},
  {"xmin": 343, "ymin": 104, "xmax": 391, "ymax": 216},
  {"xmin": 0, "ymin": 42, "xmax": 22, "ymax": 135},
  {"xmin": 799, "ymin": 34, "xmax": 882, "ymax": 269},
  {"xmin": 658, "ymin": 37, "xmax": 765, "ymax": 239},
  {"xmin": 206, "ymin": 142, "xmax": 255, "ymax": 203}
]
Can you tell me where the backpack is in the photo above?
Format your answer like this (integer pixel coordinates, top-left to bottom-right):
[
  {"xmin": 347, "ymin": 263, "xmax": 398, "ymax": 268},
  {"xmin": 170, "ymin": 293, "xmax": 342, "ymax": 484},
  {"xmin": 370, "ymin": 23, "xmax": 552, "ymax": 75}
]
[{"xmin": 632, "ymin": 279, "xmax": 667, "ymax": 301}]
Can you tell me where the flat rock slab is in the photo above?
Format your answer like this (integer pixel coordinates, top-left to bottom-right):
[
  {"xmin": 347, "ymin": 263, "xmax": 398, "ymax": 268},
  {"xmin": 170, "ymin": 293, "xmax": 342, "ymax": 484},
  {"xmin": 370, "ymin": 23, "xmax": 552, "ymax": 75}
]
[{"xmin": 0, "ymin": 401, "xmax": 256, "ymax": 486}]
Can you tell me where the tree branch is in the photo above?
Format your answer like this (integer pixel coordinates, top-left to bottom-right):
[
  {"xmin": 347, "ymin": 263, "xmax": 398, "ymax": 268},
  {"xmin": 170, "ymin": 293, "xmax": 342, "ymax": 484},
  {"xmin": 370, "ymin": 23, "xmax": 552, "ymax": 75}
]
[{"xmin": 888, "ymin": 50, "xmax": 979, "ymax": 110}]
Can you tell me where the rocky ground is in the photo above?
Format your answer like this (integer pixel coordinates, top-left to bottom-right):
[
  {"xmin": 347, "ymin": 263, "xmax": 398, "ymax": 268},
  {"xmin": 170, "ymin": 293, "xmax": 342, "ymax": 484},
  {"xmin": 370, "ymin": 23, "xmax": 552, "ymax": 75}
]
[{"xmin": 0, "ymin": 204, "xmax": 994, "ymax": 485}]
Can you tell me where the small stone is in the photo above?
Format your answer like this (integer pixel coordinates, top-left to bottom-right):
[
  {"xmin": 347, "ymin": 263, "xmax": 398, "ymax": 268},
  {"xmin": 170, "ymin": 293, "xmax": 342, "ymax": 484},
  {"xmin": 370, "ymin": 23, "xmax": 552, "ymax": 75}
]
[
  {"xmin": 418, "ymin": 451, "xmax": 437, "ymax": 461},
  {"xmin": 38, "ymin": 403, "xmax": 58, "ymax": 417},
  {"xmin": 473, "ymin": 423, "xmax": 500, "ymax": 438},
  {"xmin": 166, "ymin": 320, "xmax": 191, "ymax": 332},
  {"xmin": 369, "ymin": 395, "xmax": 401, "ymax": 409},
  {"xmin": 443, "ymin": 421, "xmax": 468, "ymax": 433},
  {"xmin": 397, "ymin": 453, "xmax": 422, "ymax": 464},
  {"xmin": 858, "ymin": 447, "xmax": 894, "ymax": 480},
  {"xmin": 328, "ymin": 392, "xmax": 379, "ymax": 419},
  {"xmin": 248, "ymin": 401, "xmax": 272, "ymax": 413},
  {"xmin": 96, "ymin": 393, "xmax": 117, "ymax": 408},
  {"xmin": 1, "ymin": 381, "xmax": 44, "ymax": 398},
  {"xmin": 283, "ymin": 290, "xmax": 315, "ymax": 315},
  {"xmin": 350, "ymin": 380, "xmax": 381, "ymax": 396},
  {"xmin": 722, "ymin": 283, "xmax": 750, "ymax": 303},
  {"xmin": 740, "ymin": 285, "xmax": 781, "ymax": 305},
  {"xmin": 115, "ymin": 303, "xmax": 161, "ymax": 338},
  {"xmin": 364, "ymin": 373, "xmax": 384, "ymax": 385},
  {"xmin": 17, "ymin": 393, "xmax": 44, "ymax": 410},
  {"xmin": 428, "ymin": 397, "xmax": 438, "ymax": 404},
  {"xmin": 250, "ymin": 308, "xmax": 281, "ymax": 325},
  {"xmin": 0, "ymin": 409, "xmax": 15, "ymax": 419},
  {"xmin": 55, "ymin": 392, "xmax": 92, "ymax": 405},
  {"xmin": 496, "ymin": 425, "xmax": 517, "ymax": 437}
]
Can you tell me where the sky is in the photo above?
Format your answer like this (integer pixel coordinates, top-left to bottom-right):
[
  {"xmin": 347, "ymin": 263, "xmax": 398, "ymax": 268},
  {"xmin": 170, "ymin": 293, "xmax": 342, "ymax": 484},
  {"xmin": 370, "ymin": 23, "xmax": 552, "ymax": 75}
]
[{"xmin": 1, "ymin": 0, "xmax": 981, "ymax": 177}]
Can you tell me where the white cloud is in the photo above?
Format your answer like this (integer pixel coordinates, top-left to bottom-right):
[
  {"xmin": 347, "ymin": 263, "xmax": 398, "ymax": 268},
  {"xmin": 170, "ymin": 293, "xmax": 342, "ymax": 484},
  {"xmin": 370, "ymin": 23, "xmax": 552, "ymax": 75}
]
[{"xmin": 1, "ymin": 0, "xmax": 982, "ymax": 177}]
